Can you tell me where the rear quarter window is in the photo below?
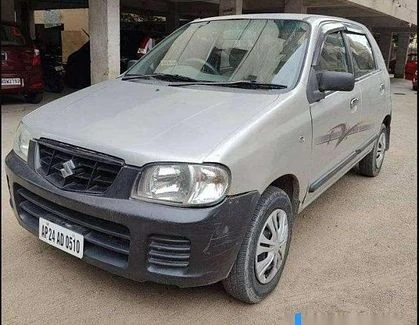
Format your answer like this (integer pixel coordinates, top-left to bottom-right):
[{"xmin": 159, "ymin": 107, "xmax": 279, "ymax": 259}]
[
  {"xmin": 1, "ymin": 25, "xmax": 27, "ymax": 46},
  {"xmin": 345, "ymin": 33, "xmax": 376, "ymax": 78}
]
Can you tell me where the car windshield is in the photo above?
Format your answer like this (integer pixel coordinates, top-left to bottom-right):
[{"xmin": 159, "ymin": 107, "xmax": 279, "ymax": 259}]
[
  {"xmin": 1, "ymin": 25, "xmax": 26, "ymax": 46},
  {"xmin": 126, "ymin": 19, "xmax": 310, "ymax": 88}
]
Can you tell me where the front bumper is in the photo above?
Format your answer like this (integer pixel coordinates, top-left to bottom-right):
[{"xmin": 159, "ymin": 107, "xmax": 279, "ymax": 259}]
[{"xmin": 5, "ymin": 150, "xmax": 259, "ymax": 287}]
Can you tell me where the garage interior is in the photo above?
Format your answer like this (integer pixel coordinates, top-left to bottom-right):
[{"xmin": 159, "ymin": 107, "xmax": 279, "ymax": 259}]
[{"xmin": 1, "ymin": 0, "xmax": 417, "ymax": 86}]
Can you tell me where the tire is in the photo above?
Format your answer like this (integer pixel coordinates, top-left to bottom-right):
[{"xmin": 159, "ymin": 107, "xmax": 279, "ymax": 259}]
[
  {"xmin": 358, "ymin": 124, "xmax": 387, "ymax": 177},
  {"xmin": 222, "ymin": 186, "xmax": 293, "ymax": 303},
  {"xmin": 24, "ymin": 92, "xmax": 43, "ymax": 104}
]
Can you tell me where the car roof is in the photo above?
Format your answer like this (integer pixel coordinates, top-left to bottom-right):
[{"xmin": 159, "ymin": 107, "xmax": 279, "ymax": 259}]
[{"xmin": 195, "ymin": 13, "xmax": 367, "ymax": 31}]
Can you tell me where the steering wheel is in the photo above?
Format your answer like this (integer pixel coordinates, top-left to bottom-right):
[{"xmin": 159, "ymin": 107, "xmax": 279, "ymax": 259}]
[{"xmin": 183, "ymin": 58, "xmax": 220, "ymax": 75}]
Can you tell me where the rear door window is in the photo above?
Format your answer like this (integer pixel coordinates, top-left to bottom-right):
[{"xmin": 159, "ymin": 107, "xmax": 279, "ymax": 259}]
[
  {"xmin": 345, "ymin": 33, "xmax": 376, "ymax": 78},
  {"xmin": 1, "ymin": 25, "xmax": 26, "ymax": 46}
]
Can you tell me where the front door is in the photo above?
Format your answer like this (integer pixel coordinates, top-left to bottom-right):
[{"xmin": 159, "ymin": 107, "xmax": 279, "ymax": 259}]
[{"xmin": 305, "ymin": 29, "xmax": 365, "ymax": 203}]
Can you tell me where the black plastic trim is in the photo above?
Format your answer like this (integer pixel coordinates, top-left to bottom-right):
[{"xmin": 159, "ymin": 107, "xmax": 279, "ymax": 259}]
[
  {"xmin": 309, "ymin": 135, "xmax": 378, "ymax": 193},
  {"xmin": 5, "ymin": 150, "xmax": 260, "ymax": 288}
]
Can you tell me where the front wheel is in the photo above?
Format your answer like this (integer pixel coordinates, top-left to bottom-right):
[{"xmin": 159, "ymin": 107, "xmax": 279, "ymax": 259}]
[
  {"xmin": 358, "ymin": 124, "xmax": 387, "ymax": 177},
  {"xmin": 222, "ymin": 186, "xmax": 293, "ymax": 303}
]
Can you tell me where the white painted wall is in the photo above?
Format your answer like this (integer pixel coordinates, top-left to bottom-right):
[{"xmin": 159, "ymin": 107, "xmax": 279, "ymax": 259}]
[{"xmin": 89, "ymin": 0, "xmax": 120, "ymax": 84}]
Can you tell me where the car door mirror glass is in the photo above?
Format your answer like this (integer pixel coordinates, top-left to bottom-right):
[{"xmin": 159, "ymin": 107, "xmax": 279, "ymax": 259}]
[{"xmin": 317, "ymin": 71, "xmax": 355, "ymax": 92}]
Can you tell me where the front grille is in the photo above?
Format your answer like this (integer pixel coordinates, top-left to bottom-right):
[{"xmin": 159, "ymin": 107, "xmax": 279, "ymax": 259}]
[
  {"xmin": 15, "ymin": 186, "xmax": 130, "ymax": 268},
  {"xmin": 37, "ymin": 139, "xmax": 123, "ymax": 194},
  {"xmin": 148, "ymin": 235, "xmax": 191, "ymax": 268}
]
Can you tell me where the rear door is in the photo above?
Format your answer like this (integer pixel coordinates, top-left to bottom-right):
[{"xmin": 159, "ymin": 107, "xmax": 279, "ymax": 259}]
[
  {"xmin": 305, "ymin": 25, "xmax": 364, "ymax": 202},
  {"xmin": 344, "ymin": 31, "xmax": 387, "ymax": 141}
]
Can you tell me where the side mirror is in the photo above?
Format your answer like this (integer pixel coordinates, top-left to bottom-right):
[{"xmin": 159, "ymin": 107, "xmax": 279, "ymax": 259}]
[
  {"xmin": 127, "ymin": 60, "xmax": 138, "ymax": 70},
  {"xmin": 317, "ymin": 71, "xmax": 355, "ymax": 92}
]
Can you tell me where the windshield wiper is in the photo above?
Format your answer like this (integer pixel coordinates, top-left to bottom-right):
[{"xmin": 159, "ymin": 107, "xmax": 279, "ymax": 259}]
[
  {"xmin": 122, "ymin": 73, "xmax": 198, "ymax": 82},
  {"xmin": 169, "ymin": 80, "xmax": 287, "ymax": 89}
]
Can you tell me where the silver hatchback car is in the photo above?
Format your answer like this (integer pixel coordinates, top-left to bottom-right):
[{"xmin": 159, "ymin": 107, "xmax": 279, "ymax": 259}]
[{"xmin": 6, "ymin": 14, "xmax": 391, "ymax": 303}]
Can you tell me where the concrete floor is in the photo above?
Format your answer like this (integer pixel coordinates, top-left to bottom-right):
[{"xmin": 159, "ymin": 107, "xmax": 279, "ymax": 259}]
[{"xmin": 1, "ymin": 80, "xmax": 417, "ymax": 325}]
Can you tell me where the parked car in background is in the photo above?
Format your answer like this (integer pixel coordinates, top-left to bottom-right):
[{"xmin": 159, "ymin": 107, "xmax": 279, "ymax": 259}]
[
  {"xmin": 388, "ymin": 53, "xmax": 417, "ymax": 79},
  {"xmin": 1, "ymin": 22, "xmax": 44, "ymax": 103},
  {"xmin": 404, "ymin": 53, "xmax": 417, "ymax": 80},
  {"xmin": 6, "ymin": 14, "xmax": 392, "ymax": 303}
]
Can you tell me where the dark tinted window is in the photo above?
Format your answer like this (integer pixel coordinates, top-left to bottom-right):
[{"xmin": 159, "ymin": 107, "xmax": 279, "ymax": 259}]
[
  {"xmin": 318, "ymin": 32, "xmax": 349, "ymax": 72},
  {"xmin": 1, "ymin": 25, "xmax": 26, "ymax": 46},
  {"xmin": 346, "ymin": 33, "xmax": 376, "ymax": 77}
]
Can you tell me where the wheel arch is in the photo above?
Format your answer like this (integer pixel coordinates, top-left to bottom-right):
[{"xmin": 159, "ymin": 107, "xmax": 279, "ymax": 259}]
[{"xmin": 269, "ymin": 174, "xmax": 300, "ymax": 215}]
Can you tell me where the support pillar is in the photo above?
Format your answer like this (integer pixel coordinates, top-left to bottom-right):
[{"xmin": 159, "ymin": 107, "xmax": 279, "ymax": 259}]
[
  {"xmin": 394, "ymin": 32, "xmax": 410, "ymax": 78},
  {"xmin": 284, "ymin": 0, "xmax": 307, "ymax": 13},
  {"xmin": 88, "ymin": 0, "xmax": 120, "ymax": 84},
  {"xmin": 166, "ymin": 2, "xmax": 180, "ymax": 34},
  {"xmin": 219, "ymin": 0, "xmax": 243, "ymax": 16},
  {"xmin": 378, "ymin": 31, "xmax": 393, "ymax": 70},
  {"xmin": 1, "ymin": 0, "xmax": 15, "ymax": 22},
  {"xmin": 28, "ymin": 10, "xmax": 35, "ymax": 40}
]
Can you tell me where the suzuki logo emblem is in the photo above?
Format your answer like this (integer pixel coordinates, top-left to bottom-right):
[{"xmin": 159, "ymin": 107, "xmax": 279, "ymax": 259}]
[{"xmin": 59, "ymin": 160, "xmax": 76, "ymax": 178}]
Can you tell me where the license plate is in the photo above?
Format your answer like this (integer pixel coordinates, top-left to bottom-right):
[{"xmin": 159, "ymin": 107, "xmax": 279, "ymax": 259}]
[
  {"xmin": 39, "ymin": 218, "xmax": 84, "ymax": 258},
  {"xmin": 1, "ymin": 78, "xmax": 21, "ymax": 86}
]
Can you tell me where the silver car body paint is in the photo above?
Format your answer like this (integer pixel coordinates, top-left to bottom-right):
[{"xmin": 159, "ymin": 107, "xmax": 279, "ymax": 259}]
[{"xmin": 21, "ymin": 14, "xmax": 392, "ymax": 213}]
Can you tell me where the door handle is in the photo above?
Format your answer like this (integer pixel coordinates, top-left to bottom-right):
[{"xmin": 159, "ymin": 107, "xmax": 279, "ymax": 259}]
[
  {"xmin": 379, "ymin": 83, "xmax": 385, "ymax": 93},
  {"xmin": 350, "ymin": 97, "xmax": 359, "ymax": 110}
]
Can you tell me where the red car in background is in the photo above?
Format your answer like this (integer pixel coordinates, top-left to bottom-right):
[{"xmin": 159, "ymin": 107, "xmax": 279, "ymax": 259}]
[
  {"xmin": 404, "ymin": 53, "xmax": 417, "ymax": 80},
  {"xmin": 1, "ymin": 22, "xmax": 44, "ymax": 103}
]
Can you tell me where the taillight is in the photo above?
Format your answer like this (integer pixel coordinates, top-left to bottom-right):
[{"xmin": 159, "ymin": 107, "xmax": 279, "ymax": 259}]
[{"xmin": 32, "ymin": 48, "xmax": 41, "ymax": 66}]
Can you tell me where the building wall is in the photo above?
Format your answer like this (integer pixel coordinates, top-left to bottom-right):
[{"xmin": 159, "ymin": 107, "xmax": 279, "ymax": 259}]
[
  {"xmin": 34, "ymin": 9, "xmax": 89, "ymax": 63},
  {"xmin": 34, "ymin": 9, "xmax": 88, "ymax": 32},
  {"xmin": 61, "ymin": 9, "xmax": 89, "ymax": 32},
  {"xmin": 347, "ymin": 0, "xmax": 417, "ymax": 25}
]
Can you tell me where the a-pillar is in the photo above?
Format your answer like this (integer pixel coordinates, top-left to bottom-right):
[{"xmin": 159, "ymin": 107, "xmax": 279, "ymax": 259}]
[
  {"xmin": 394, "ymin": 32, "xmax": 410, "ymax": 78},
  {"xmin": 377, "ymin": 31, "xmax": 393, "ymax": 70},
  {"xmin": 88, "ymin": 0, "xmax": 120, "ymax": 84},
  {"xmin": 219, "ymin": 0, "xmax": 243, "ymax": 16}
]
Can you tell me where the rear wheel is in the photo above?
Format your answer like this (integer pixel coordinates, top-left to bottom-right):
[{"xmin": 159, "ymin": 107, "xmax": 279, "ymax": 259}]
[
  {"xmin": 358, "ymin": 124, "xmax": 387, "ymax": 177},
  {"xmin": 24, "ymin": 92, "xmax": 43, "ymax": 104},
  {"xmin": 222, "ymin": 186, "xmax": 293, "ymax": 303}
]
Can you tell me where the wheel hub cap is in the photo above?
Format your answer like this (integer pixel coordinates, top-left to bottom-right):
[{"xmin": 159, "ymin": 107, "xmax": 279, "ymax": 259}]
[
  {"xmin": 375, "ymin": 132, "xmax": 386, "ymax": 168},
  {"xmin": 255, "ymin": 209, "xmax": 288, "ymax": 284}
]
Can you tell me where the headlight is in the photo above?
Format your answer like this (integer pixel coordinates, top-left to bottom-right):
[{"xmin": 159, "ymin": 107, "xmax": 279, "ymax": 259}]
[
  {"xmin": 131, "ymin": 163, "xmax": 230, "ymax": 206},
  {"xmin": 13, "ymin": 122, "xmax": 32, "ymax": 162}
]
